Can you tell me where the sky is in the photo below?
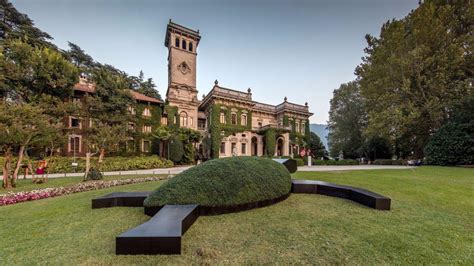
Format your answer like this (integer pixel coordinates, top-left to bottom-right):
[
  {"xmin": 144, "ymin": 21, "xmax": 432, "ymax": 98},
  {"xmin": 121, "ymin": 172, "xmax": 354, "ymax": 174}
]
[{"xmin": 11, "ymin": 0, "xmax": 418, "ymax": 124}]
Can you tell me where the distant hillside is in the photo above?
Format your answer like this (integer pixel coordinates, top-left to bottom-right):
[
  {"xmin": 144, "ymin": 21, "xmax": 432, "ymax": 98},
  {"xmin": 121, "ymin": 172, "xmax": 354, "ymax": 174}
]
[{"xmin": 310, "ymin": 124, "xmax": 329, "ymax": 149}]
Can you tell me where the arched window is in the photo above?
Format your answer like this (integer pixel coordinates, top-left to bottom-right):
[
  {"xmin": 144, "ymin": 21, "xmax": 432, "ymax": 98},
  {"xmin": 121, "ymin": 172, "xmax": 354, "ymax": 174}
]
[
  {"xmin": 189, "ymin": 42, "xmax": 193, "ymax": 52},
  {"xmin": 241, "ymin": 114, "xmax": 247, "ymax": 126},
  {"xmin": 180, "ymin": 111, "xmax": 188, "ymax": 127},
  {"xmin": 175, "ymin": 37, "xmax": 180, "ymax": 48},
  {"xmin": 295, "ymin": 122, "xmax": 300, "ymax": 133},
  {"xmin": 182, "ymin": 40, "xmax": 187, "ymax": 50},
  {"xmin": 220, "ymin": 112, "xmax": 226, "ymax": 124},
  {"xmin": 231, "ymin": 113, "xmax": 237, "ymax": 125}
]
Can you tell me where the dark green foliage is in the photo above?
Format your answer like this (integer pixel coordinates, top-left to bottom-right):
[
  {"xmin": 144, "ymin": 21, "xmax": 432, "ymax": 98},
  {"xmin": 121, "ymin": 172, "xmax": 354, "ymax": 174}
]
[
  {"xmin": 294, "ymin": 158, "xmax": 305, "ymax": 166},
  {"xmin": 328, "ymin": 81, "xmax": 365, "ymax": 159},
  {"xmin": 313, "ymin": 159, "xmax": 359, "ymax": 165},
  {"xmin": 130, "ymin": 70, "xmax": 162, "ymax": 100},
  {"xmin": 0, "ymin": 156, "xmax": 173, "ymax": 174},
  {"xmin": 372, "ymin": 159, "xmax": 406, "ymax": 165},
  {"xmin": 424, "ymin": 122, "xmax": 473, "ymax": 166},
  {"xmin": 360, "ymin": 136, "xmax": 391, "ymax": 161},
  {"xmin": 308, "ymin": 132, "xmax": 326, "ymax": 158},
  {"xmin": 164, "ymin": 105, "xmax": 179, "ymax": 129},
  {"xmin": 168, "ymin": 136, "xmax": 184, "ymax": 163},
  {"xmin": 264, "ymin": 129, "xmax": 276, "ymax": 156},
  {"xmin": 144, "ymin": 157, "xmax": 291, "ymax": 207},
  {"xmin": 85, "ymin": 168, "xmax": 103, "ymax": 181}
]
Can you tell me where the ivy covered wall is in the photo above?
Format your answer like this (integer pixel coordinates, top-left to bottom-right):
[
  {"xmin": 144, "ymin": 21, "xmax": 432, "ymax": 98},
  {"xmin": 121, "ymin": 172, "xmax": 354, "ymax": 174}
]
[{"xmin": 208, "ymin": 103, "xmax": 252, "ymax": 158}]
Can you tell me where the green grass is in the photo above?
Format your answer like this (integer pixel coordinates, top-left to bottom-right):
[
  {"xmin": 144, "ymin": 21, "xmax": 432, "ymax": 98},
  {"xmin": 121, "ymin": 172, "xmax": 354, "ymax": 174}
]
[
  {"xmin": 0, "ymin": 166, "xmax": 473, "ymax": 264},
  {"xmin": 144, "ymin": 157, "xmax": 291, "ymax": 207},
  {"xmin": 1, "ymin": 174, "xmax": 167, "ymax": 194}
]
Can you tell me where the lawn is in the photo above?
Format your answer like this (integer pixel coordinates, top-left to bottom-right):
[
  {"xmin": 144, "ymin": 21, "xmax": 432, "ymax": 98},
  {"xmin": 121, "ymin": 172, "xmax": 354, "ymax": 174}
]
[{"xmin": 0, "ymin": 166, "xmax": 472, "ymax": 264}]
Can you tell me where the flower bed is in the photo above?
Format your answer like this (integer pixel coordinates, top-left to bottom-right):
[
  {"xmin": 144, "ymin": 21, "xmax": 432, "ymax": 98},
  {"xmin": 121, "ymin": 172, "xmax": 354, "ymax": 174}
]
[{"xmin": 0, "ymin": 177, "xmax": 167, "ymax": 206}]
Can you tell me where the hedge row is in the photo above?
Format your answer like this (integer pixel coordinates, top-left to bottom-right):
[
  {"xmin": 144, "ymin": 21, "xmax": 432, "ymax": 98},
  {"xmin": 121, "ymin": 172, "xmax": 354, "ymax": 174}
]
[
  {"xmin": 313, "ymin": 159, "xmax": 359, "ymax": 165},
  {"xmin": 372, "ymin": 159, "xmax": 408, "ymax": 165},
  {"xmin": 0, "ymin": 155, "xmax": 173, "ymax": 174}
]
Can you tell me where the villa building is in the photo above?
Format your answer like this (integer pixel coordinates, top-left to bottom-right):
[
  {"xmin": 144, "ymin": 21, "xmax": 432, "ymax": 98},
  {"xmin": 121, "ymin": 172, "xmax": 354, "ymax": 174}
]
[
  {"xmin": 163, "ymin": 21, "xmax": 313, "ymax": 158},
  {"xmin": 64, "ymin": 20, "xmax": 313, "ymax": 159}
]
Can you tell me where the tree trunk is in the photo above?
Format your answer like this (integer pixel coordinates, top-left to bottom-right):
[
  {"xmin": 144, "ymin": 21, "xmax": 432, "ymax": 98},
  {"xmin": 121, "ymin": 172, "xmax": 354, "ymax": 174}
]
[
  {"xmin": 98, "ymin": 148, "xmax": 105, "ymax": 171},
  {"xmin": 12, "ymin": 144, "xmax": 27, "ymax": 186},
  {"xmin": 84, "ymin": 152, "xmax": 92, "ymax": 180},
  {"xmin": 2, "ymin": 151, "xmax": 12, "ymax": 189}
]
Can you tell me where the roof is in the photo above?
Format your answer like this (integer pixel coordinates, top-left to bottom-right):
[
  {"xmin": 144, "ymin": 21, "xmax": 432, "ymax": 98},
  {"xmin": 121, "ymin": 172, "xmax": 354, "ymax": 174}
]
[
  {"xmin": 128, "ymin": 89, "xmax": 162, "ymax": 104},
  {"xmin": 73, "ymin": 83, "xmax": 162, "ymax": 104},
  {"xmin": 73, "ymin": 83, "xmax": 95, "ymax": 93},
  {"xmin": 165, "ymin": 20, "xmax": 201, "ymax": 47}
]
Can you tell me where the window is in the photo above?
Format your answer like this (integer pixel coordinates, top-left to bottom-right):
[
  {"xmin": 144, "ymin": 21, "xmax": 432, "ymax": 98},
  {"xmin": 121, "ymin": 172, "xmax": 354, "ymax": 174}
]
[
  {"xmin": 128, "ymin": 106, "xmax": 136, "ymax": 115},
  {"xmin": 142, "ymin": 125, "xmax": 152, "ymax": 133},
  {"xmin": 220, "ymin": 112, "xmax": 226, "ymax": 124},
  {"xmin": 258, "ymin": 122, "xmax": 262, "ymax": 128},
  {"xmin": 189, "ymin": 42, "xmax": 193, "ymax": 52},
  {"xmin": 68, "ymin": 135, "xmax": 81, "ymax": 153},
  {"xmin": 231, "ymin": 143, "xmax": 237, "ymax": 155},
  {"xmin": 142, "ymin": 140, "xmax": 151, "ymax": 153},
  {"xmin": 175, "ymin": 37, "xmax": 180, "ymax": 48},
  {"xmin": 198, "ymin": 119, "xmax": 206, "ymax": 130},
  {"xmin": 241, "ymin": 114, "xmax": 247, "ymax": 126},
  {"xmin": 143, "ymin": 107, "xmax": 151, "ymax": 117},
  {"xmin": 161, "ymin": 116, "xmax": 168, "ymax": 125},
  {"xmin": 72, "ymin": 97, "xmax": 81, "ymax": 106},
  {"xmin": 182, "ymin": 40, "xmax": 187, "ymax": 50},
  {"xmin": 295, "ymin": 122, "xmax": 300, "ymax": 133},
  {"xmin": 241, "ymin": 143, "xmax": 247, "ymax": 155},
  {"xmin": 301, "ymin": 123, "xmax": 305, "ymax": 134},
  {"xmin": 180, "ymin": 111, "xmax": 188, "ymax": 127},
  {"xmin": 126, "ymin": 140, "xmax": 136, "ymax": 152},
  {"xmin": 231, "ymin": 113, "xmax": 237, "ymax": 125},
  {"xmin": 70, "ymin": 117, "xmax": 81, "ymax": 128},
  {"xmin": 128, "ymin": 122, "xmax": 135, "ymax": 131},
  {"xmin": 220, "ymin": 142, "xmax": 226, "ymax": 154}
]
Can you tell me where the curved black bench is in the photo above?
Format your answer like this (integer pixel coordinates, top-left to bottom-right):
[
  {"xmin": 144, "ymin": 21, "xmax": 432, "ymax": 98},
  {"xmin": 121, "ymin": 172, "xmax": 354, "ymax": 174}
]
[
  {"xmin": 116, "ymin": 204, "xmax": 199, "ymax": 255},
  {"xmin": 92, "ymin": 179, "xmax": 391, "ymax": 255},
  {"xmin": 291, "ymin": 179, "xmax": 391, "ymax": 210},
  {"xmin": 92, "ymin": 191, "xmax": 151, "ymax": 209}
]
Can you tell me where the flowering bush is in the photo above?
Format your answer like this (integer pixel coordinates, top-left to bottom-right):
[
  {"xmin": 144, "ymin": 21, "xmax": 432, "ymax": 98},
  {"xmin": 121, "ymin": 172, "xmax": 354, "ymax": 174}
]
[{"xmin": 0, "ymin": 176, "xmax": 166, "ymax": 206}]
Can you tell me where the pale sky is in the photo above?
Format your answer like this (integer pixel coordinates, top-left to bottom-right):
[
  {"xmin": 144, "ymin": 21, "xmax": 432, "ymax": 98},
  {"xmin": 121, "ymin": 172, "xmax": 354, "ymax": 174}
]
[{"xmin": 12, "ymin": 0, "xmax": 418, "ymax": 123}]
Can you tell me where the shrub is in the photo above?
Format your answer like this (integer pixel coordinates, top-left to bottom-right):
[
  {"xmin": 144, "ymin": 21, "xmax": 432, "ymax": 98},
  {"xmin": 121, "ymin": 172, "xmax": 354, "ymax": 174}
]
[
  {"xmin": 424, "ymin": 122, "xmax": 473, "ymax": 165},
  {"xmin": 144, "ymin": 156, "xmax": 291, "ymax": 207},
  {"xmin": 85, "ymin": 169, "xmax": 103, "ymax": 180},
  {"xmin": 169, "ymin": 137, "xmax": 184, "ymax": 163},
  {"xmin": 0, "ymin": 155, "xmax": 173, "ymax": 175},
  {"xmin": 312, "ymin": 159, "xmax": 359, "ymax": 165},
  {"xmin": 373, "ymin": 159, "xmax": 406, "ymax": 165},
  {"xmin": 294, "ymin": 158, "xmax": 305, "ymax": 166}
]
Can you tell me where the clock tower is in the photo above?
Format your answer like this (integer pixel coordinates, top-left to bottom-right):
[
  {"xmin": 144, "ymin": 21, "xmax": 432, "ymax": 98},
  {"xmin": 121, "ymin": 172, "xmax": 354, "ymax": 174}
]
[{"xmin": 164, "ymin": 20, "xmax": 201, "ymax": 129}]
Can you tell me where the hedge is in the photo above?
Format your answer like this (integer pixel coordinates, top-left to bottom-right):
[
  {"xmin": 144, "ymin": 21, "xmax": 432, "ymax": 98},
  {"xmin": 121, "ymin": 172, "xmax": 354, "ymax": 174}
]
[
  {"xmin": 0, "ymin": 155, "xmax": 173, "ymax": 174},
  {"xmin": 312, "ymin": 159, "xmax": 359, "ymax": 165},
  {"xmin": 144, "ymin": 156, "xmax": 291, "ymax": 207},
  {"xmin": 372, "ymin": 159, "xmax": 406, "ymax": 165}
]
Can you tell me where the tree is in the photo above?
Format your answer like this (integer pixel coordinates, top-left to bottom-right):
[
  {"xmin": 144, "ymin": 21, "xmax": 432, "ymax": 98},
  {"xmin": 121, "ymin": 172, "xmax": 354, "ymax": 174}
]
[
  {"xmin": 425, "ymin": 96, "xmax": 474, "ymax": 165},
  {"xmin": 360, "ymin": 136, "xmax": 391, "ymax": 161},
  {"xmin": 2, "ymin": 38, "xmax": 78, "ymax": 102},
  {"xmin": 0, "ymin": 102, "xmax": 63, "ymax": 188},
  {"xmin": 308, "ymin": 132, "xmax": 326, "ymax": 159},
  {"xmin": 65, "ymin": 42, "xmax": 94, "ymax": 69},
  {"xmin": 129, "ymin": 70, "xmax": 162, "ymax": 100},
  {"xmin": 355, "ymin": 1, "xmax": 472, "ymax": 158},
  {"xmin": 328, "ymin": 81, "xmax": 366, "ymax": 159},
  {"xmin": 0, "ymin": 0, "xmax": 55, "ymax": 48}
]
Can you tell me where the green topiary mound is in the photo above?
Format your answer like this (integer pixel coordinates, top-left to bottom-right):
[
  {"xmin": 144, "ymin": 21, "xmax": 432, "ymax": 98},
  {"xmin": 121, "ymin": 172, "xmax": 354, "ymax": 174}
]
[{"xmin": 144, "ymin": 156, "xmax": 291, "ymax": 208}]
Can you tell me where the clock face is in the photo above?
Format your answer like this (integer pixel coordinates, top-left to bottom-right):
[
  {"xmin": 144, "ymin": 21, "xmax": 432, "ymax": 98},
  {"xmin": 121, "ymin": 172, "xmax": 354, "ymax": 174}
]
[{"xmin": 177, "ymin": 61, "xmax": 191, "ymax": 75}]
